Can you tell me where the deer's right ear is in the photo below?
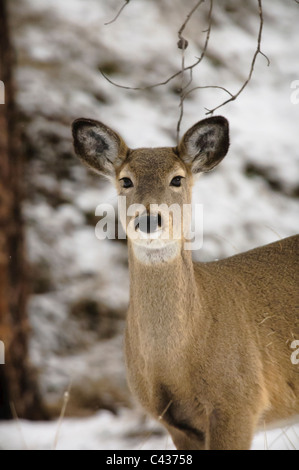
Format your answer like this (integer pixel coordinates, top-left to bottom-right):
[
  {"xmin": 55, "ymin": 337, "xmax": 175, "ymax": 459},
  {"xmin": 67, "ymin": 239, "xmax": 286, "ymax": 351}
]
[
  {"xmin": 178, "ymin": 116, "xmax": 229, "ymax": 173},
  {"xmin": 72, "ymin": 118, "xmax": 128, "ymax": 178}
]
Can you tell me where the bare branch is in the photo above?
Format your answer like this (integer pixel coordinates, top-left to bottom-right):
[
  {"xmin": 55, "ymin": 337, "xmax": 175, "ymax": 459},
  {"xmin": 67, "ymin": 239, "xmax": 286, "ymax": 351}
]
[
  {"xmin": 101, "ymin": 61, "xmax": 196, "ymax": 92},
  {"xmin": 183, "ymin": 85, "xmax": 234, "ymax": 100},
  {"xmin": 101, "ymin": 0, "xmax": 269, "ymax": 138},
  {"xmin": 178, "ymin": 0, "xmax": 205, "ymax": 46},
  {"xmin": 100, "ymin": 67, "xmax": 188, "ymax": 91},
  {"xmin": 102, "ymin": 0, "xmax": 213, "ymax": 142},
  {"xmin": 105, "ymin": 0, "xmax": 130, "ymax": 26},
  {"xmin": 205, "ymin": 0, "xmax": 270, "ymax": 115},
  {"xmin": 177, "ymin": 0, "xmax": 213, "ymax": 142},
  {"xmin": 177, "ymin": 56, "xmax": 187, "ymax": 144},
  {"xmin": 101, "ymin": 1, "xmax": 213, "ymax": 93},
  {"xmin": 100, "ymin": 59, "xmax": 193, "ymax": 92}
]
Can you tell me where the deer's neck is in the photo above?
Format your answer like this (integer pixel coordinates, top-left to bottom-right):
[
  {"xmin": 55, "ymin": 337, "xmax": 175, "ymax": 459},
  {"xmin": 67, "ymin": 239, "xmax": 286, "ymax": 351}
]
[{"xmin": 127, "ymin": 243, "xmax": 200, "ymax": 343}]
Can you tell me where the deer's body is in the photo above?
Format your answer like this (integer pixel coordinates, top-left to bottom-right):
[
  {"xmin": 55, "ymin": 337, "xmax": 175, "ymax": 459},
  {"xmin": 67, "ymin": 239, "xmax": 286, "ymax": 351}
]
[
  {"xmin": 72, "ymin": 116, "xmax": 299, "ymax": 449},
  {"xmin": 126, "ymin": 235, "xmax": 298, "ymax": 449}
]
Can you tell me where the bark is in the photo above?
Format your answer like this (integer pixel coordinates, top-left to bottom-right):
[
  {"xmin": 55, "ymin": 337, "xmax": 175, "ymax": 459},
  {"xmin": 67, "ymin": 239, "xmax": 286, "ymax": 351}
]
[{"xmin": 0, "ymin": 0, "xmax": 45, "ymax": 420}]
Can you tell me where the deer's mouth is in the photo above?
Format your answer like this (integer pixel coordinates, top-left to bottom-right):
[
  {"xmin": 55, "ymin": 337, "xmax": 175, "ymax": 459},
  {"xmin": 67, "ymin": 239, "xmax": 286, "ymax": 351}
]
[
  {"xmin": 125, "ymin": 211, "xmax": 183, "ymax": 262},
  {"xmin": 130, "ymin": 217, "xmax": 181, "ymax": 263},
  {"xmin": 132, "ymin": 225, "xmax": 178, "ymax": 247},
  {"xmin": 128, "ymin": 211, "xmax": 179, "ymax": 244},
  {"xmin": 135, "ymin": 227, "xmax": 163, "ymax": 240},
  {"xmin": 131, "ymin": 238, "xmax": 180, "ymax": 264},
  {"xmin": 133, "ymin": 237, "xmax": 175, "ymax": 248}
]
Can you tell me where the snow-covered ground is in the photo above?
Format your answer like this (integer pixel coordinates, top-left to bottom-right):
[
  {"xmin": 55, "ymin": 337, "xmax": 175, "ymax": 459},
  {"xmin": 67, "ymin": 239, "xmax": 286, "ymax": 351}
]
[
  {"xmin": 0, "ymin": 409, "xmax": 298, "ymax": 450},
  {"xmin": 3, "ymin": 0, "xmax": 298, "ymax": 450}
]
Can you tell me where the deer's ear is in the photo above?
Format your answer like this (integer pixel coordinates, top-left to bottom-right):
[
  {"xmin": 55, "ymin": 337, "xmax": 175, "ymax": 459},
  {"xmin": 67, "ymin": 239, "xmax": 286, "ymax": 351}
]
[
  {"xmin": 72, "ymin": 118, "xmax": 128, "ymax": 178},
  {"xmin": 178, "ymin": 116, "xmax": 229, "ymax": 173}
]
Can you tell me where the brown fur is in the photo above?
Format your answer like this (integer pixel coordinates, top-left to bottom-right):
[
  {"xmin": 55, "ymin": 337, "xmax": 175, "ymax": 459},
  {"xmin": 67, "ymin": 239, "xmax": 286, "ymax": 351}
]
[{"xmin": 72, "ymin": 116, "xmax": 299, "ymax": 450}]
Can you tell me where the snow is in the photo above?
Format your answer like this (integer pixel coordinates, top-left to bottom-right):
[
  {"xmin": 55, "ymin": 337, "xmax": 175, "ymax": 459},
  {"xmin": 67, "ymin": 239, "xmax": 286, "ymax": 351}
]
[
  {"xmin": 4, "ymin": 0, "xmax": 298, "ymax": 450},
  {"xmin": 0, "ymin": 410, "xmax": 298, "ymax": 450}
]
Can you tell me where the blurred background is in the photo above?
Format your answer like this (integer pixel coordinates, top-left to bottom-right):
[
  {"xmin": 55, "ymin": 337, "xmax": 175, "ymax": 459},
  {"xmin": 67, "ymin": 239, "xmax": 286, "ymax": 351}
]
[{"xmin": 0, "ymin": 0, "xmax": 298, "ymax": 449}]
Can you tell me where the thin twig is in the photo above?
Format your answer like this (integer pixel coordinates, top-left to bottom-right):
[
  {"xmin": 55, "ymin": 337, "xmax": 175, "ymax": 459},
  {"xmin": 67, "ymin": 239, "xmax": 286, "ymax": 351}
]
[
  {"xmin": 183, "ymin": 85, "xmax": 233, "ymax": 101},
  {"xmin": 138, "ymin": 400, "xmax": 173, "ymax": 450},
  {"xmin": 264, "ymin": 421, "xmax": 268, "ymax": 450},
  {"xmin": 105, "ymin": 0, "xmax": 130, "ymax": 26},
  {"xmin": 177, "ymin": 66, "xmax": 186, "ymax": 143},
  {"xmin": 292, "ymin": 427, "xmax": 299, "ymax": 442},
  {"xmin": 158, "ymin": 400, "xmax": 173, "ymax": 421},
  {"xmin": 177, "ymin": 0, "xmax": 213, "ymax": 142},
  {"xmin": 268, "ymin": 427, "xmax": 289, "ymax": 449},
  {"xmin": 52, "ymin": 383, "xmax": 72, "ymax": 450},
  {"xmin": 101, "ymin": 0, "xmax": 269, "ymax": 134},
  {"xmin": 264, "ymin": 225, "xmax": 283, "ymax": 241},
  {"xmin": 177, "ymin": 83, "xmax": 233, "ymax": 135},
  {"xmin": 178, "ymin": 0, "xmax": 205, "ymax": 40},
  {"xmin": 10, "ymin": 402, "xmax": 28, "ymax": 450},
  {"xmin": 205, "ymin": 0, "xmax": 270, "ymax": 115},
  {"xmin": 101, "ymin": 0, "xmax": 213, "ymax": 94},
  {"xmin": 213, "ymin": 234, "xmax": 239, "ymax": 253},
  {"xmin": 100, "ymin": 59, "xmax": 194, "ymax": 92},
  {"xmin": 281, "ymin": 429, "xmax": 297, "ymax": 450},
  {"xmin": 100, "ymin": 49, "xmax": 210, "ymax": 92}
]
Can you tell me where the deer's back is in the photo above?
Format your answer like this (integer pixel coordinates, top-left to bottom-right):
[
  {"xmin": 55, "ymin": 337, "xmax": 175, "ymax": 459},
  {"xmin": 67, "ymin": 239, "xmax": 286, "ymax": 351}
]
[
  {"xmin": 197, "ymin": 234, "xmax": 298, "ymax": 327},
  {"xmin": 195, "ymin": 234, "xmax": 299, "ymax": 423}
]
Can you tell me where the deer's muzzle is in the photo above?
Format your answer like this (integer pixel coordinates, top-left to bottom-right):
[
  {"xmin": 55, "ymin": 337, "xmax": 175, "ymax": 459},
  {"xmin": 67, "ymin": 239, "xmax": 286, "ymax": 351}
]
[{"xmin": 135, "ymin": 213, "xmax": 162, "ymax": 234}]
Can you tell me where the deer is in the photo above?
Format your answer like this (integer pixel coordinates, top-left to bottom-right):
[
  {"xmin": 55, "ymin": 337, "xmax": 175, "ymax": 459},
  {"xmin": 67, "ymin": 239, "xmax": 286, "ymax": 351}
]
[{"xmin": 72, "ymin": 115, "xmax": 299, "ymax": 450}]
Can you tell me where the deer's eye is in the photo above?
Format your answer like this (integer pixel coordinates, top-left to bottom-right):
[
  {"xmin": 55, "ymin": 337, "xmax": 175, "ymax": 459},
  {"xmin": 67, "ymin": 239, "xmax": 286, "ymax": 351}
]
[
  {"xmin": 170, "ymin": 176, "xmax": 184, "ymax": 187},
  {"xmin": 120, "ymin": 177, "xmax": 134, "ymax": 189}
]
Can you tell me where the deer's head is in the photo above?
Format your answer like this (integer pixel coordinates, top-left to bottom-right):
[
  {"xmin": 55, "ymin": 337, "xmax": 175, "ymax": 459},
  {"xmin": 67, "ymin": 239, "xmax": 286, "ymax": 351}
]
[{"xmin": 72, "ymin": 116, "xmax": 229, "ymax": 263}]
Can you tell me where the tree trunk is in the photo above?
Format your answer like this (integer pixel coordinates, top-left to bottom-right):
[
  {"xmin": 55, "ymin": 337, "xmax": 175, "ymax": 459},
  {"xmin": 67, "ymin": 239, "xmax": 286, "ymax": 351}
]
[{"xmin": 0, "ymin": 0, "xmax": 45, "ymax": 420}]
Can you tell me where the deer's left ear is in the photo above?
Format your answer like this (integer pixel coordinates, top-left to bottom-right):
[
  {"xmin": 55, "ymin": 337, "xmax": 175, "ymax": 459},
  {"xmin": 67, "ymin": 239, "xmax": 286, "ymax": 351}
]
[
  {"xmin": 178, "ymin": 116, "xmax": 229, "ymax": 173},
  {"xmin": 72, "ymin": 118, "xmax": 128, "ymax": 179}
]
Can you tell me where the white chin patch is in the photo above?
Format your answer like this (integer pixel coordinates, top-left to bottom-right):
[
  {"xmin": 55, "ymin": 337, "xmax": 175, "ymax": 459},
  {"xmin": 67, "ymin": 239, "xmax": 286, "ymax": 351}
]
[
  {"xmin": 132, "ymin": 240, "xmax": 180, "ymax": 264},
  {"xmin": 136, "ymin": 229, "xmax": 163, "ymax": 240}
]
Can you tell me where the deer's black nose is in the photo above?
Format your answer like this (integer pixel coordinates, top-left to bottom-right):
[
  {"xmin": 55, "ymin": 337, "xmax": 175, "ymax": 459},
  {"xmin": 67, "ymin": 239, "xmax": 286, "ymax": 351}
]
[{"xmin": 135, "ymin": 214, "xmax": 162, "ymax": 234}]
